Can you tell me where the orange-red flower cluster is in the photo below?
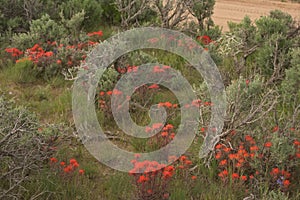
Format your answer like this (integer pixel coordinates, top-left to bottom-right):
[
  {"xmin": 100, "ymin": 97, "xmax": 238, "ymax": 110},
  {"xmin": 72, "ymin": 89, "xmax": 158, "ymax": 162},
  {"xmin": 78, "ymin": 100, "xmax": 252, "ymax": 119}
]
[
  {"xmin": 25, "ymin": 44, "xmax": 54, "ymax": 63},
  {"xmin": 87, "ymin": 30, "xmax": 103, "ymax": 37},
  {"xmin": 196, "ymin": 35, "xmax": 212, "ymax": 45},
  {"xmin": 158, "ymin": 102, "xmax": 178, "ymax": 109},
  {"xmin": 49, "ymin": 157, "xmax": 84, "ymax": 176},
  {"xmin": 5, "ymin": 47, "xmax": 23, "ymax": 57},
  {"xmin": 153, "ymin": 65, "xmax": 170, "ymax": 73},
  {"xmin": 129, "ymin": 155, "xmax": 196, "ymax": 199}
]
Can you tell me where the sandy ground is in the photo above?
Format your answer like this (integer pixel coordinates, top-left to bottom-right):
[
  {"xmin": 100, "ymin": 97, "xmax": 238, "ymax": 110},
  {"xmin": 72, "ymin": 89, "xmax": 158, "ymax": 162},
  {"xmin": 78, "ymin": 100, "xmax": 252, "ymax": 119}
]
[{"xmin": 212, "ymin": 0, "xmax": 300, "ymax": 31}]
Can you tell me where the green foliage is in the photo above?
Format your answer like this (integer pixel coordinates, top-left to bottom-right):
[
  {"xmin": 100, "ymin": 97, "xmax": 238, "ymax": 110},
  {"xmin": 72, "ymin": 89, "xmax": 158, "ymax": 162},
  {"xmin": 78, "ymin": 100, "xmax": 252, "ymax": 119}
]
[
  {"xmin": 226, "ymin": 76, "xmax": 265, "ymax": 112},
  {"xmin": 12, "ymin": 14, "xmax": 68, "ymax": 49},
  {"xmin": 257, "ymin": 10, "xmax": 293, "ymax": 39},
  {"xmin": 0, "ymin": 0, "xmax": 38, "ymax": 33},
  {"xmin": 0, "ymin": 96, "xmax": 56, "ymax": 199},
  {"xmin": 12, "ymin": 12, "xmax": 87, "ymax": 49},
  {"xmin": 254, "ymin": 11, "xmax": 294, "ymax": 77},
  {"xmin": 0, "ymin": 0, "xmax": 104, "ymax": 34},
  {"xmin": 262, "ymin": 190, "xmax": 290, "ymax": 200},
  {"xmin": 59, "ymin": 0, "xmax": 103, "ymax": 31},
  {"xmin": 281, "ymin": 48, "xmax": 300, "ymax": 107},
  {"xmin": 100, "ymin": 0, "xmax": 121, "ymax": 26},
  {"xmin": 98, "ymin": 66, "xmax": 119, "ymax": 92},
  {"xmin": 4, "ymin": 59, "xmax": 38, "ymax": 83},
  {"xmin": 189, "ymin": 0, "xmax": 216, "ymax": 30},
  {"xmin": 220, "ymin": 10, "xmax": 299, "ymax": 83}
]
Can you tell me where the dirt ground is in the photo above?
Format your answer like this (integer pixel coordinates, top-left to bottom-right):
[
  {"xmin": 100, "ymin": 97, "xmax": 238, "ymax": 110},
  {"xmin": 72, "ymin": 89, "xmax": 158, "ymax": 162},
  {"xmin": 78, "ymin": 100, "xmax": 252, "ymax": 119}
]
[{"xmin": 213, "ymin": 0, "xmax": 300, "ymax": 31}]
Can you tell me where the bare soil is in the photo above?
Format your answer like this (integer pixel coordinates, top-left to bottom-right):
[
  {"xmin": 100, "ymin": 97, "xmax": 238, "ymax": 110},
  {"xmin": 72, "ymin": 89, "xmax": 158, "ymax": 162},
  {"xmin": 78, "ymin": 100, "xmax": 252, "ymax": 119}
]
[{"xmin": 213, "ymin": 0, "xmax": 300, "ymax": 31}]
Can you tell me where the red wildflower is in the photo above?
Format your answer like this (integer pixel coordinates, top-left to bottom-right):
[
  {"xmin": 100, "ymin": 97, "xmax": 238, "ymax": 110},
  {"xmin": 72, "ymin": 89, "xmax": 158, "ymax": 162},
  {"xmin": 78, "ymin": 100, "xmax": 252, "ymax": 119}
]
[
  {"xmin": 283, "ymin": 180, "xmax": 290, "ymax": 187},
  {"xmin": 163, "ymin": 193, "xmax": 169, "ymax": 199},
  {"xmin": 241, "ymin": 175, "xmax": 247, "ymax": 181},
  {"xmin": 273, "ymin": 126, "xmax": 279, "ymax": 132},
  {"xmin": 64, "ymin": 165, "xmax": 73, "ymax": 173},
  {"xmin": 250, "ymin": 146, "xmax": 259, "ymax": 152},
  {"xmin": 50, "ymin": 157, "xmax": 57, "ymax": 163},
  {"xmin": 231, "ymin": 173, "xmax": 239, "ymax": 180},
  {"xmin": 179, "ymin": 155, "xmax": 187, "ymax": 162},
  {"xmin": 148, "ymin": 84, "xmax": 159, "ymax": 89},
  {"xmin": 162, "ymin": 171, "xmax": 173, "ymax": 179},
  {"xmin": 236, "ymin": 162, "xmax": 242, "ymax": 168},
  {"xmin": 282, "ymin": 170, "xmax": 291, "ymax": 178},
  {"xmin": 245, "ymin": 135, "xmax": 253, "ymax": 142},
  {"xmin": 44, "ymin": 51, "xmax": 53, "ymax": 57},
  {"xmin": 152, "ymin": 123, "xmax": 163, "ymax": 130},
  {"xmin": 184, "ymin": 160, "xmax": 192, "ymax": 165},
  {"xmin": 191, "ymin": 175, "xmax": 197, "ymax": 180},
  {"xmin": 5, "ymin": 47, "xmax": 23, "ymax": 57},
  {"xmin": 112, "ymin": 89, "xmax": 122, "ymax": 95},
  {"xmin": 138, "ymin": 175, "xmax": 149, "ymax": 183},
  {"xmin": 218, "ymin": 170, "xmax": 228, "ymax": 178},
  {"xmin": 271, "ymin": 168, "xmax": 280, "ymax": 176},
  {"xmin": 169, "ymin": 133, "xmax": 175, "ymax": 139},
  {"xmin": 70, "ymin": 159, "xmax": 77, "ymax": 165},
  {"xmin": 161, "ymin": 131, "xmax": 168, "ymax": 137},
  {"xmin": 196, "ymin": 35, "xmax": 211, "ymax": 45},
  {"xmin": 164, "ymin": 102, "xmax": 173, "ymax": 108},
  {"xmin": 215, "ymin": 152, "xmax": 222, "ymax": 160},
  {"xmin": 219, "ymin": 159, "xmax": 227, "ymax": 166},
  {"xmin": 223, "ymin": 147, "xmax": 231, "ymax": 153},
  {"xmin": 87, "ymin": 30, "xmax": 103, "ymax": 37},
  {"xmin": 145, "ymin": 126, "xmax": 152, "ymax": 133},
  {"xmin": 165, "ymin": 124, "xmax": 174, "ymax": 130},
  {"xmin": 72, "ymin": 162, "xmax": 79, "ymax": 168},
  {"xmin": 245, "ymin": 80, "xmax": 250, "ymax": 86},
  {"xmin": 106, "ymin": 91, "xmax": 113, "ymax": 95},
  {"xmin": 60, "ymin": 161, "xmax": 65, "ymax": 167},
  {"xmin": 153, "ymin": 66, "xmax": 165, "ymax": 73},
  {"xmin": 79, "ymin": 169, "xmax": 84, "ymax": 175},
  {"xmin": 165, "ymin": 165, "xmax": 175, "ymax": 172},
  {"xmin": 56, "ymin": 60, "xmax": 62, "ymax": 64},
  {"xmin": 215, "ymin": 144, "xmax": 223, "ymax": 149},
  {"xmin": 264, "ymin": 142, "xmax": 272, "ymax": 148},
  {"xmin": 293, "ymin": 140, "xmax": 300, "ymax": 146},
  {"xmin": 228, "ymin": 154, "xmax": 236, "ymax": 160}
]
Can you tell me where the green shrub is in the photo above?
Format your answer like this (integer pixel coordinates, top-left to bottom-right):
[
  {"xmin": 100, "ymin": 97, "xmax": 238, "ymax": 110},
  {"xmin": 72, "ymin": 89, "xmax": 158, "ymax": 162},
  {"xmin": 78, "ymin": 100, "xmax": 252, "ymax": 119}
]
[
  {"xmin": 59, "ymin": 0, "xmax": 103, "ymax": 31},
  {"xmin": 0, "ymin": 96, "xmax": 55, "ymax": 199}
]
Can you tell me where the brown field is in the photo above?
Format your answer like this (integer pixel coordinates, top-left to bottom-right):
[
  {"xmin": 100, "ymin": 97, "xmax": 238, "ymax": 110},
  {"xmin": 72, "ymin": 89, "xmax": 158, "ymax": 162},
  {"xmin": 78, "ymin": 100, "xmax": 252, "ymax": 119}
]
[{"xmin": 212, "ymin": 0, "xmax": 300, "ymax": 31}]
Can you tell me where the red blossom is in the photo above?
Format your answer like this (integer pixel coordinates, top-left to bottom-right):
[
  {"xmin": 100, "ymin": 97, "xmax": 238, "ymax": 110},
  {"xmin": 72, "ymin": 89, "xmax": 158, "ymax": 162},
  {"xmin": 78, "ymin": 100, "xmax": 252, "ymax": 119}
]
[
  {"xmin": 50, "ymin": 157, "xmax": 58, "ymax": 163},
  {"xmin": 232, "ymin": 173, "xmax": 239, "ymax": 180},
  {"xmin": 148, "ymin": 84, "xmax": 159, "ymax": 89},
  {"xmin": 283, "ymin": 180, "xmax": 290, "ymax": 187},
  {"xmin": 264, "ymin": 142, "xmax": 272, "ymax": 148}
]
